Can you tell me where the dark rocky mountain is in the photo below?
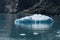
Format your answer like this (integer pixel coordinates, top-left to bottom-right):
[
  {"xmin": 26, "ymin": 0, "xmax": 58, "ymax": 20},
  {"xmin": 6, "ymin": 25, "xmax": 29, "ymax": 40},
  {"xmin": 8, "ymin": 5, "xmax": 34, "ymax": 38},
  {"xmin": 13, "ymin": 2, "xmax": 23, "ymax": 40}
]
[
  {"xmin": 0, "ymin": 0, "xmax": 60, "ymax": 15},
  {"xmin": 20, "ymin": 0, "xmax": 60, "ymax": 15},
  {"xmin": 0, "ymin": 0, "xmax": 5, "ymax": 13}
]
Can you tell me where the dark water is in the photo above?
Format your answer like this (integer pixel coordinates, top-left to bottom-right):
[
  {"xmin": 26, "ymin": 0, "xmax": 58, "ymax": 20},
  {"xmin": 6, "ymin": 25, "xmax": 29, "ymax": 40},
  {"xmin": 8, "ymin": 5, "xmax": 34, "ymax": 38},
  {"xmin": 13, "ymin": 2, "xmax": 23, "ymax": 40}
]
[{"xmin": 0, "ymin": 14, "xmax": 60, "ymax": 40}]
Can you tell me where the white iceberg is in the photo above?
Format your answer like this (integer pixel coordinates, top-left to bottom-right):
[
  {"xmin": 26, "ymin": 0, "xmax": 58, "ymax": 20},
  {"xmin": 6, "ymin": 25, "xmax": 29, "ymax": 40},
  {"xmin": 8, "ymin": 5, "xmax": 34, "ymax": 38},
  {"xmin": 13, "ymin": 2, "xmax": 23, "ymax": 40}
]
[{"xmin": 14, "ymin": 14, "xmax": 53, "ymax": 25}]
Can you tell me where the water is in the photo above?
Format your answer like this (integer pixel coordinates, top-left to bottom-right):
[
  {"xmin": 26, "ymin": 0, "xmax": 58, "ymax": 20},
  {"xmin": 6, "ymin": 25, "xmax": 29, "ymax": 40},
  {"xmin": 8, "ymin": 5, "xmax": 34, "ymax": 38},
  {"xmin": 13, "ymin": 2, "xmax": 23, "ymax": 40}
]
[{"xmin": 0, "ymin": 14, "xmax": 60, "ymax": 40}]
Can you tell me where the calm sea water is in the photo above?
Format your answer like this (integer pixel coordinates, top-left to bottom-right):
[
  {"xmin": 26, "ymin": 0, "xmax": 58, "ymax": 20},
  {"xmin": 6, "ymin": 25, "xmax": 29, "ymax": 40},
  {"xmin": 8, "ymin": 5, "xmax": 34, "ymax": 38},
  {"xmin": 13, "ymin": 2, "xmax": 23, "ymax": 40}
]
[{"xmin": 0, "ymin": 14, "xmax": 60, "ymax": 40}]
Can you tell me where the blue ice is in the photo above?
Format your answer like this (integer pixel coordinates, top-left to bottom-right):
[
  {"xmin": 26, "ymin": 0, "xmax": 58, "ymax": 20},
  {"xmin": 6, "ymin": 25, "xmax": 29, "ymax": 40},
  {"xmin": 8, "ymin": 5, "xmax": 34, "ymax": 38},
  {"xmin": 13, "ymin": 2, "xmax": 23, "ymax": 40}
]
[{"xmin": 14, "ymin": 14, "xmax": 53, "ymax": 25}]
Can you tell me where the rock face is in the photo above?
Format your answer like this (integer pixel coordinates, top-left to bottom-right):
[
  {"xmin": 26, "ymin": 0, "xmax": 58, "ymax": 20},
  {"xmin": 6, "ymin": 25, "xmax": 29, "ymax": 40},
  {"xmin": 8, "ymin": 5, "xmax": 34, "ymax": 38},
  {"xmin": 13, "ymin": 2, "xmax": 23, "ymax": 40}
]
[
  {"xmin": 5, "ymin": 0, "xmax": 18, "ymax": 13},
  {"xmin": 17, "ymin": 0, "xmax": 40, "ymax": 12},
  {"xmin": 0, "ymin": 0, "xmax": 5, "ymax": 13},
  {"xmin": 20, "ymin": 0, "xmax": 60, "ymax": 15},
  {"xmin": 0, "ymin": 0, "xmax": 60, "ymax": 15}
]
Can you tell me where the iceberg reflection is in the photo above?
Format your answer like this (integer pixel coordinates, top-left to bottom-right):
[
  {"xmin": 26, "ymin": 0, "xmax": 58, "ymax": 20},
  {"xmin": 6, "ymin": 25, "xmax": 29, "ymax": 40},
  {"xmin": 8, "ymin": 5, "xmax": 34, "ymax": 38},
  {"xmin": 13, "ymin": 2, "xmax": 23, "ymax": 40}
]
[{"xmin": 16, "ymin": 23, "xmax": 53, "ymax": 31}]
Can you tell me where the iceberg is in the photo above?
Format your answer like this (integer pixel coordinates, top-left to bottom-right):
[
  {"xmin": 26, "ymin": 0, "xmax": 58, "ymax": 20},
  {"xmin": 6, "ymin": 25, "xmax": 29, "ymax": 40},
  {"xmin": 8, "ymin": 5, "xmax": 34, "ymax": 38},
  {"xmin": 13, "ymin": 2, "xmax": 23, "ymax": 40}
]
[
  {"xmin": 14, "ymin": 14, "xmax": 54, "ymax": 31},
  {"xmin": 14, "ymin": 14, "xmax": 53, "ymax": 25}
]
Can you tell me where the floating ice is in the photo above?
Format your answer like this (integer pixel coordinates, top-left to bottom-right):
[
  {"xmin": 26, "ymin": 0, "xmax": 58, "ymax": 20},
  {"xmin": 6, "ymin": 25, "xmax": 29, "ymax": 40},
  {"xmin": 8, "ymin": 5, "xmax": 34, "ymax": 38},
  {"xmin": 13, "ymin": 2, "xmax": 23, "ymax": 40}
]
[
  {"xmin": 57, "ymin": 31, "xmax": 60, "ymax": 34},
  {"xmin": 33, "ymin": 32, "xmax": 39, "ymax": 35},
  {"xmin": 56, "ymin": 35, "xmax": 60, "ymax": 37},
  {"xmin": 14, "ymin": 14, "xmax": 54, "ymax": 31},
  {"xmin": 14, "ymin": 14, "xmax": 53, "ymax": 25},
  {"xmin": 56, "ymin": 30, "xmax": 60, "ymax": 37},
  {"xmin": 19, "ymin": 33, "xmax": 26, "ymax": 36}
]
